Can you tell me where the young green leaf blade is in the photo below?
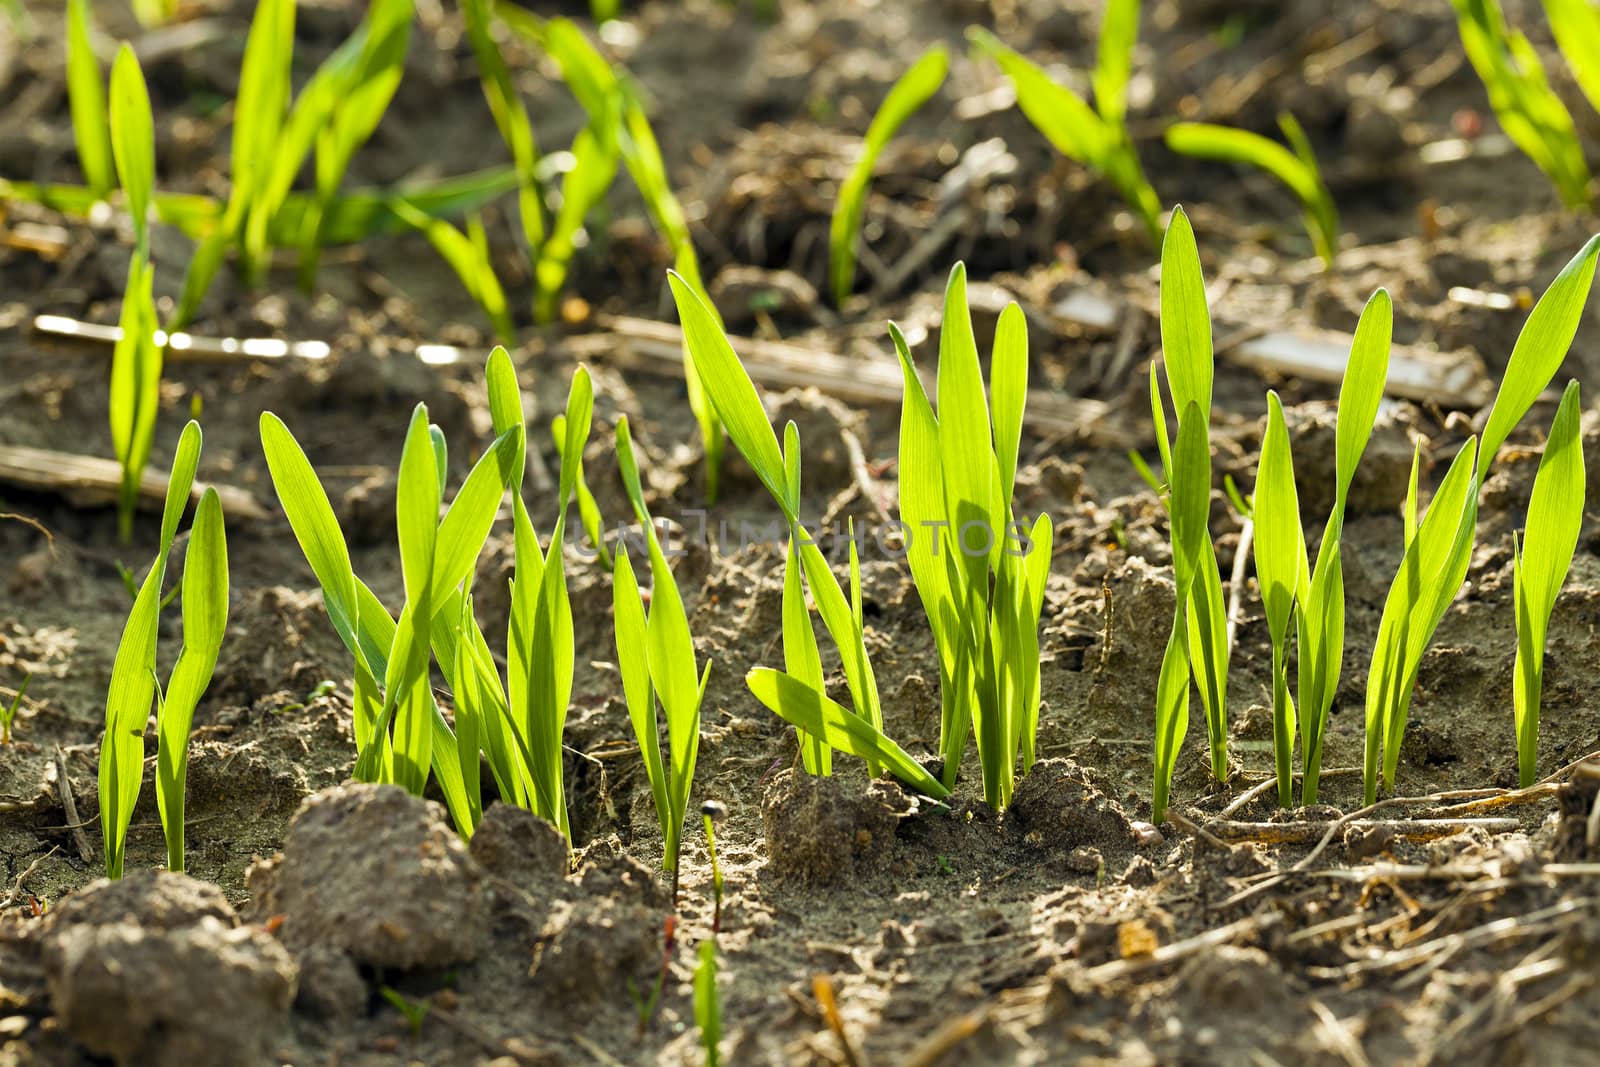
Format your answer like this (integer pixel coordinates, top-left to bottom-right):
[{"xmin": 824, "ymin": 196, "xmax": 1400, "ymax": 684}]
[
  {"xmin": 1254, "ymin": 394, "xmax": 1302, "ymax": 648},
  {"xmin": 828, "ymin": 45, "xmax": 948, "ymax": 305},
  {"xmin": 1513, "ymin": 380, "xmax": 1585, "ymax": 786},
  {"xmin": 935, "ymin": 264, "xmax": 997, "ymax": 634},
  {"xmin": 1152, "ymin": 402, "xmax": 1211, "ymax": 820},
  {"xmin": 1363, "ymin": 436, "xmax": 1479, "ymax": 801},
  {"xmin": 109, "ymin": 255, "xmax": 162, "ymax": 542},
  {"xmin": 259, "ymin": 413, "xmax": 366, "ymax": 665},
  {"xmin": 746, "ymin": 669, "xmax": 949, "ymax": 800},
  {"xmin": 429, "ymin": 425, "xmax": 523, "ymax": 602},
  {"xmin": 1164, "ymin": 121, "xmax": 1333, "ymax": 264},
  {"xmin": 1092, "ymin": 0, "xmax": 1140, "ymax": 126},
  {"xmin": 613, "ymin": 544, "xmax": 672, "ymax": 849},
  {"xmin": 695, "ymin": 939, "xmax": 722, "ymax": 1067},
  {"xmin": 1159, "ymin": 206, "xmax": 1214, "ymax": 419},
  {"xmin": 108, "ymin": 46, "xmax": 154, "ymax": 249},
  {"xmin": 156, "ymin": 487, "xmax": 229, "ymax": 872},
  {"xmin": 668, "ymin": 272, "xmax": 793, "ymax": 515},
  {"xmin": 394, "ymin": 202, "xmax": 514, "ymax": 343},
  {"xmin": 1334, "ymin": 289, "xmax": 1393, "ymax": 506},
  {"xmin": 1545, "ymin": 0, "xmax": 1600, "ymax": 117},
  {"xmin": 1481, "ymin": 234, "xmax": 1600, "ymax": 465},
  {"xmin": 100, "ymin": 561, "xmax": 164, "ymax": 879},
  {"xmin": 990, "ymin": 303, "xmax": 1028, "ymax": 507},
  {"xmin": 1253, "ymin": 392, "xmax": 1304, "ymax": 805},
  {"xmin": 66, "ymin": 0, "xmax": 112, "ymax": 197},
  {"xmin": 968, "ymin": 29, "xmax": 1112, "ymax": 168}
]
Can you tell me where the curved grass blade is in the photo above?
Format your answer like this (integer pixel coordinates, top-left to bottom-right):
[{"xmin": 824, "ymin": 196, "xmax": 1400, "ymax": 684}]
[
  {"xmin": 746, "ymin": 669, "xmax": 949, "ymax": 800},
  {"xmin": 394, "ymin": 202, "xmax": 514, "ymax": 344},
  {"xmin": 668, "ymin": 272, "xmax": 792, "ymax": 514},
  {"xmin": 829, "ymin": 45, "xmax": 947, "ymax": 305},
  {"xmin": 1164, "ymin": 117, "xmax": 1337, "ymax": 264},
  {"xmin": 969, "ymin": 28, "xmax": 1161, "ymax": 238}
]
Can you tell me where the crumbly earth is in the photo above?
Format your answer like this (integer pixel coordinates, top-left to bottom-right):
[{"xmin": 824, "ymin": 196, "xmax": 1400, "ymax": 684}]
[{"xmin": 3, "ymin": 1, "xmax": 1600, "ymax": 1064}]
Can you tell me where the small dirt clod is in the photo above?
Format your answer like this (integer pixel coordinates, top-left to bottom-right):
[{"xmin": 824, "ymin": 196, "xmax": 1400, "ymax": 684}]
[{"xmin": 245, "ymin": 783, "xmax": 488, "ymax": 972}]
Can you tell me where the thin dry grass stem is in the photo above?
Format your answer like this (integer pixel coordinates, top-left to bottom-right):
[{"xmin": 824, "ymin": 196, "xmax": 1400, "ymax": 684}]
[
  {"xmin": 54, "ymin": 746, "xmax": 94, "ymax": 864},
  {"xmin": 1162, "ymin": 809, "xmax": 1232, "ymax": 851},
  {"xmin": 1309, "ymin": 998, "xmax": 1372, "ymax": 1067},
  {"xmin": 811, "ymin": 976, "xmax": 863, "ymax": 1067},
  {"xmin": 1304, "ymin": 898, "xmax": 1591, "ymax": 983},
  {"xmin": 0, "ymin": 846, "xmax": 59, "ymax": 911},
  {"xmin": 896, "ymin": 1012, "xmax": 988, "ymax": 1067},
  {"xmin": 1085, "ymin": 911, "xmax": 1285, "ymax": 982},
  {"xmin": 1219, "ymin": 767, "xmax": 1362, "ymax": 818},
  {"xmin": 1202, "ymin": 816, "xmax": 1517, "ymax": 845},
  {"xmin": 0, "ymin": 443, "xmax": 267, "ymax": 520},
  {"xmin": 0, "ymin": 512, "xmax": 56, "ymax": 553},
  {"xmin": 1223, "ymin": 515, "xmax": 1254, "ymax": 665},
  {"xmin": 1214, "ymin": 763, "xmax": 1600, "ymax": 908},
  {"xmin": 1435, "ymin": 753, "xmax": 1600, "ymax": 816},
  {"xmin": 580, "ymin": 313, "xmax": 1130, "ymax": 447}
]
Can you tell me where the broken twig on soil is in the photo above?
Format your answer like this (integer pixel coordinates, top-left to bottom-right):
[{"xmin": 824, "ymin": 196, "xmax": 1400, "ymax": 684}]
[
  {"xmin": 581, "ymin": 314, "xmax": 1132, "ymax": 447},
  {"xmin": 1085, "ymin": 911, "xmax": 1285, "ymax": 981},
  {"xmin": 0, "ymin": 443, "xmax": 267, "ymax": 520},
  {"xmin": 54, "ymin": 746, "xmax": 94, "ymax": 865}
]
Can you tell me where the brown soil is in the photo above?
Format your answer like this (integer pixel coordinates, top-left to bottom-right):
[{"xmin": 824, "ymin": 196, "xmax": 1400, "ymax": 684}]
[{"xmin": 4, "ymin": 1, "xmax": 1600, "ymax": 1064}]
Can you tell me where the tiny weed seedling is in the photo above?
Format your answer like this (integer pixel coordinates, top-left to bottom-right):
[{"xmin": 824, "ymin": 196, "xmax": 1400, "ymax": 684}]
[
  {"xmin": 969, "ymin": 0, "xmax": 1162, "ymax": 240},
  {"xmin": 1, "ymin": 674, "xmax": 31, "ymax": 744},
  {"xmin": 1451, "ymin": 0, "xmax": 1592, "ymax": 209},
  {"xmin": 703, "ymin": 800, "xmax": 726, "ymax": 932},
  {"xmin": 379, "ymin": 987, "xmax": 430, "ymax": 1036},
  {"xmin": 889, "ymin": 264, "xmax": 1054, "ymax": 808},
  {"xmin": 694, "ymin": 938, "xmax": 722, "ymax": 1067},
  {"xmin": 99, "ymin": 422, "xmax": 230, "ymax": 878},
  {"xmin": 629, "ymin": 914, "xmax": 678, "ymax": 1034},
  {"xmin": 613, "ymin": 417, "xmax": 712, "ymax": 898},
  {"xmin": 1164, "ymin": 113, "xmax": 1338, "ymax": 266},
  {"xmin": 1512, "ymin": 381, "xmax": 1585, "ymax": 786},
  {"xmin": 1148, "ymin": 207, "xmax": 1230, "ymax": 821},
  {"xmin": 829, "ymin": 45, "xmax": 948, "ymax": 307},
  {"xmin": 1363, "ymin": 234, "xmax": 1599, "ymax": 802},
  {"xmin": 1545, "ymin": 0, "xmax": 1600, "ymax": 118}
]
